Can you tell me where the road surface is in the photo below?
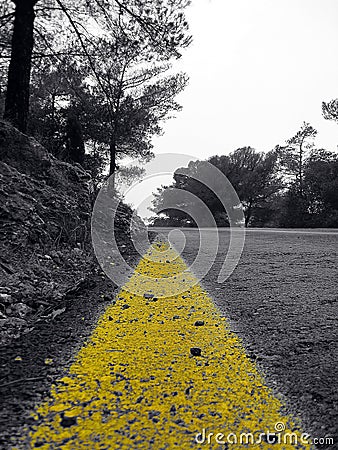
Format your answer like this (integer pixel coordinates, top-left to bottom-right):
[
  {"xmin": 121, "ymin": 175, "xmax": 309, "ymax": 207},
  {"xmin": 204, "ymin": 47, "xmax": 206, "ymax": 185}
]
[
  {"xmin": 155, "ymin": 227, "xmax": 338, "ymax": 446},
  {"xmin": 1, "ymin": 228, "xmax": 337, "ymax": 449}
]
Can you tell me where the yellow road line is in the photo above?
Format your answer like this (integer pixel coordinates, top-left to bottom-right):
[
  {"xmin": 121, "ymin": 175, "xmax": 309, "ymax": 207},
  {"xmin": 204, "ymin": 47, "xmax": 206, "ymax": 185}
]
[{"xmin": 23, "ymin": 241, "xmax": 309, "ymax": 449}]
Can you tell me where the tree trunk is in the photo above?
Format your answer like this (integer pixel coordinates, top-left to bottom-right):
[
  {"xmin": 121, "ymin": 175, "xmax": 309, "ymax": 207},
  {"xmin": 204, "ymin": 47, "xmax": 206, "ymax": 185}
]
[
  {"xmin": 299, "ymin": 140, "xmax": 303, "ymax": 197},
  {"xmin": 66, "ymin": 114, "xmax": 85, "ymax": 164},
  {"xmin": 3, "ymin": 0, "xmax": 36, "ymax": 133},
  {"xmin": 245, "ymin": 200, "xmax": 253, "ymax": 227},
  {"xmin": 108, "ymin": 136, "xmax": 117, "ymax": 194}
]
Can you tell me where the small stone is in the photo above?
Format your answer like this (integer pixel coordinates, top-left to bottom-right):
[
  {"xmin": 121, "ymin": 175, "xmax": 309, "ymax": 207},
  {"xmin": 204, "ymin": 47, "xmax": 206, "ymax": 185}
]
[
  {"xmin": 148, "ymin": 410, "xmax": 160, "ymax": 420},
  {"xmin": 170, "ymin": 405, "xmax": 177, "ymax": 415},
  {"xmin": 113, "ymin": 391, "xmax": 123, "ymax": 396},
  {"xmin": 60, "ymin": 415, "xmax": 77, "ymax": 428},
  {"xmin": 0, "ymin": 287, "xmax": 11, "ymax": 294},
  {"xmin": 122, "ymin": 304, "xmax": 130, "ymax": 310},
  {"xmin": 190, "ymin": 347, "xmax": 202, "ymax": 357},
  {"xmin": 143, "ymin": 293, "xmax": 154, "ymax": 299},
  {"xmin": 185, "ymin": 386, "xmax": 192, "ymax": 395},
  {"xmin": 194, "ymin": 320, "xmax": 205, "ymax": 326},
  {"xmin": 174, "ymin": 418, "xmax": 186, "ymax": 426},
  {"xmin": 9, "ymin": 303, "xmax": 32, "ymax": 318},
  {"xmin": 173, "ymin": 315, "xmax": 180, "ymax": 320},
  {"xmin": 0, "ymin": 293, "xmax": 12, "ymax": 303}
]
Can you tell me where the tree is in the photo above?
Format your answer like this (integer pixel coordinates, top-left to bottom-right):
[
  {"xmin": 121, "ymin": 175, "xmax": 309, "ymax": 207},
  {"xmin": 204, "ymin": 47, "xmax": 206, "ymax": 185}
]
[
  {"xmin": 65, "ymin": 114, "xmax": 85, "ymax": 164},
  {"xmin": 322, "ymin": 98, "xmax": 338, "ymax": 124},
  {"xmin": 151, "ymin": 159, "xmax": 231, "ymax": 227},
  {"xmin": 277, "ymin": 187, "xmax": 309, "ymax": 228},
  {"xmin": 0, "ymin": 2, "xmax": 14, "ymax": 115},
  {"xmin": 75, "ymin": 8, "xmax": 189, "ymax": 190},
  {"xmin": 27, "ymin": 35, "xmax": 188, "ymax": 185},
  {"xmin": 83, "ymin": 146, "xmax": 108, "ymax": 196},
  {"xmin": 276, "ymin": 122, "xmax": 317, "ymax": 196},
  {"xmin": 303, "ymin": 149, "xmax": 338, "ymax": 226},
  {"xmin": 214, "ymin": 147, "xmax": 282, "ymax": 226},
  {"xmin": 3, "ymin": 0, "xmax": 38, "ymax": 132},
  {"xmin": 2, "ymin": 0, "xmax": 191, "ymax": 134},
  {"xmin": 151, "ymin": 148, "xmax": 281, "ymax": 227},
  {"xmin": 28, "ymin": 58, "xmax": 78, "ymax": 157},
  {"xmin": 151, "ymin": 182, "xmax": 200, "ymax": 227},
  {"xmin": 277, "ymin": 149, "xmax": 338, "ymax": 228}
]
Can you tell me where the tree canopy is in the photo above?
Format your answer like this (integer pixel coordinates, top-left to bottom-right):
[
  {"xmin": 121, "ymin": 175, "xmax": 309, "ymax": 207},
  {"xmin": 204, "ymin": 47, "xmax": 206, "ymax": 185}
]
[
  {"xmin": 151, "ymin": 132, "xmax": 338, "ymax": 228},
  {"xmin": 152, "ymin": 147, "xmax": 282, "ymax": 227},
  {"xmin": 1, "ymin": 0, "xmax": 191, "ymax": 191},
  {"xmin": 322, "ymin": 98, "xmax": 338, "ymax": 124}
]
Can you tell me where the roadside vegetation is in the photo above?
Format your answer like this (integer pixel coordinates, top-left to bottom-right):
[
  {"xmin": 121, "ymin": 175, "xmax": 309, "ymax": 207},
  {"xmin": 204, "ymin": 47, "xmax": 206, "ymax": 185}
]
[
  {"xmin": 0, "ymin": 0, "xmax": 191, "ymax": 190},
  {"xmin": 0, "ymin": 0, "xmax": 191, "ymax": 345},
  {"xmin": 151, "ymin": 121, "xmax": 338, "ymax": 228}
]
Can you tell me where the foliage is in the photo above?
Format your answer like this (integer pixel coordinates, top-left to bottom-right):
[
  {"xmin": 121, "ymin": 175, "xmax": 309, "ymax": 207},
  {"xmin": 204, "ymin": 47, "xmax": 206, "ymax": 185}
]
[
  {"xmin": 210, "ymin": 147, "xmax": 282, "ymax": 226},
  {"xmin": 303, "ymin": 149, "xmax": 338, "ymax": 226},
  {"xmin": 152, "ymin": 148, "xmax": 282, "ymax": 227},
  {"xmin": 322, "ymin": 98, "xmax": 338, "ymax": 123},
  {"xmin": 275, "ymin": 122, "xmax": 317, "ymax": 195},
  {"xmin": 1, "ymin": 0, "xmax": 191, "ymax": 183},
  {"xmin": 151, "ymin": 139, "xmax": 338, "ymax": 228}
]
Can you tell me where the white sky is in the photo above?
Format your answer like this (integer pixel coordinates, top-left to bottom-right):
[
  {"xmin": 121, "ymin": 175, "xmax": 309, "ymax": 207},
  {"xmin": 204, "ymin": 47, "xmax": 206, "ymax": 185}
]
[{"xmin": 123, "ymin": 0, "xmax": 338, "ymax": 219}]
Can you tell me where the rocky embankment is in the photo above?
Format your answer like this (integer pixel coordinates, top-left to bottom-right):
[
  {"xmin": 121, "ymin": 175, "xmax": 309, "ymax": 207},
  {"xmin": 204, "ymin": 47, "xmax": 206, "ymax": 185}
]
[{"xmin": 0, "ymin": 120, "xmax": 144, "ymax": 346}]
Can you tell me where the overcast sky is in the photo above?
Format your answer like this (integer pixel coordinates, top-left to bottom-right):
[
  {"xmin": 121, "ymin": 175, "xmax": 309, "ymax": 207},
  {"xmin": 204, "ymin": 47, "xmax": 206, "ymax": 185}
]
[{"xmin": 124, "ymin": 0, "xmax": 338, "ymax": 219}]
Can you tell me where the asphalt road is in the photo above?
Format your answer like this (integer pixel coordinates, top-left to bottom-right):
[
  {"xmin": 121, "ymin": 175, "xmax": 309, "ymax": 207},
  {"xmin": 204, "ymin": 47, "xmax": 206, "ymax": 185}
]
[
  {"xmin": 153, "ymin": 227, "xmax": 338, "ymax": 446},
  {"xmin": 26, "ymin": 241, "xmax": 313, "ymax": 449},
  {"xmin": 1, "ymin": 228, "xmax": 337, "ymax": 449}
]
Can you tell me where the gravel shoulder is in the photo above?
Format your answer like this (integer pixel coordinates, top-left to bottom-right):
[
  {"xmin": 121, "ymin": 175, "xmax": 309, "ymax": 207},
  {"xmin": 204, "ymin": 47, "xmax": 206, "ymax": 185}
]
[{"xmin": 0, "ymin": 264, "xmax": 133, "ymax": 448}]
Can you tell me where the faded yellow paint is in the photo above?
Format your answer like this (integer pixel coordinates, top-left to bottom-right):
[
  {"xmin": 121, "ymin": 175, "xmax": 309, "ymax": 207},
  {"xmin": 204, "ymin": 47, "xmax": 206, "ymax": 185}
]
[{"xmin": 24, "ymin": 241, "xmax": 309, "ymax": 449}]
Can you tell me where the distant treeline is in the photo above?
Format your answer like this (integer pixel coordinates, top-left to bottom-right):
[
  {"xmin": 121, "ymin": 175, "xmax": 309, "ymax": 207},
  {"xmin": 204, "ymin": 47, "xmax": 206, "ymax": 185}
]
[{"xmin": 151, "ymin": 123, "xmax": 338, "ymax": 228}]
